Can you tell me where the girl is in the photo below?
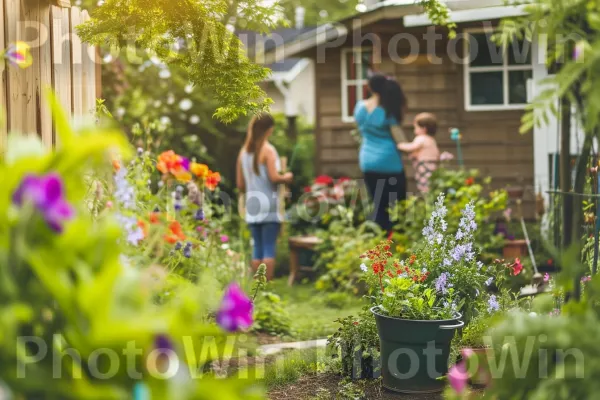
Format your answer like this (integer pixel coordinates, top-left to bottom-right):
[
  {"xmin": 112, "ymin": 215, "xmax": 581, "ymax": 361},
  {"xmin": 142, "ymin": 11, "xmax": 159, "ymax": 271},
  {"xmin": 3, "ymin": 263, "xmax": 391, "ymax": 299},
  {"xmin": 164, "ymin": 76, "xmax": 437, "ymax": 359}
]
[
  {"xmin": 237, "ymin": 112, "xmax": 293, "ymax": 281},
  {"xmin": 354, "ymin": 74, "xmax": 408, "ymax": 233}
]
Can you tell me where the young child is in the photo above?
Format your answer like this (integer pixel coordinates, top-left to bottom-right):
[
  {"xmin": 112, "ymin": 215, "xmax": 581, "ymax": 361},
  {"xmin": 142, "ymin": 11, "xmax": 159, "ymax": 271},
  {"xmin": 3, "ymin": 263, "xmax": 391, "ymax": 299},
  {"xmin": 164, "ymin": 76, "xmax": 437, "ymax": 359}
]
[
  {"xmin": 397, "ymin": 112, "xmax": 440, "ymax": 193},
  {"xmin": 236, "ymin": 112, "xmax": 293, "ymax": 281}
]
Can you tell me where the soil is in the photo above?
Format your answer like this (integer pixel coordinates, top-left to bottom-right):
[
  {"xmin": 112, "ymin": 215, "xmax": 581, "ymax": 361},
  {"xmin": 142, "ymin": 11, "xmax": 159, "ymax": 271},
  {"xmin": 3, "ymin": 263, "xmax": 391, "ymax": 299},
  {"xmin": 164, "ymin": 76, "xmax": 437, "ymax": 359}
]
[
  {"xmin": 255, "ymin": 332, "xmax": 287, "ymax": 346},
  {"xmin": 269, "ymin": 373, "xmax": 442, "ymax": 400},
  {"xmin": 268, "ymin": 373, "xmax": 485, "ymax": 400}
]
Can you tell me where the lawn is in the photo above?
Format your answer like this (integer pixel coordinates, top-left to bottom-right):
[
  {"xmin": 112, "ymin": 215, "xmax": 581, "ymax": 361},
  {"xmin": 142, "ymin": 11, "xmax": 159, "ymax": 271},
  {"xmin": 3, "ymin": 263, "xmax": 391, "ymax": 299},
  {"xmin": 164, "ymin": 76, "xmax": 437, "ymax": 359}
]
[{"xmin": 269, "ymin": 279, "xmax": 364, "ymax": 341}]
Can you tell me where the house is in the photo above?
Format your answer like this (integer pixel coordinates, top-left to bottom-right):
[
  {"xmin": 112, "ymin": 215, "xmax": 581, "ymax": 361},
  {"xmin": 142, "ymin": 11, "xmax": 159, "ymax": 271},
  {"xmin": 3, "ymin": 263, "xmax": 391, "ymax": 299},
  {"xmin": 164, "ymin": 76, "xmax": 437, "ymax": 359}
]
[
  {"xmin": 239, "ymin": 7, "xmax": 316, "ymax": 124},
  {"xmin": 260, "ymin": 0, "xmax": 575, "ymax": 217}
]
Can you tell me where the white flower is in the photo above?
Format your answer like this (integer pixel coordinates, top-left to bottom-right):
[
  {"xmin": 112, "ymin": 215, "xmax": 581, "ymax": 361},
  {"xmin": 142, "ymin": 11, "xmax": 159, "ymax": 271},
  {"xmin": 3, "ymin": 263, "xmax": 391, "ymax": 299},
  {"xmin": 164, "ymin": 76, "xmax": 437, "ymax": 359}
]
[{"xmin": 360, "ymin": 263, "xmax": 368, "ymax": 272}]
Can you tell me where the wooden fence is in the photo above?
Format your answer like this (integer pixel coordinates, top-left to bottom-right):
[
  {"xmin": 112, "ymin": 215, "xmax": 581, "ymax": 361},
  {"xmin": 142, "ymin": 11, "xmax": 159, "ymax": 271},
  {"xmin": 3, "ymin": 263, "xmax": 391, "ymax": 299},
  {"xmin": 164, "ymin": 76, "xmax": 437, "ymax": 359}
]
[{"xmin": 0, "ymin": 0, "xmax": 98, "ymax": 149}]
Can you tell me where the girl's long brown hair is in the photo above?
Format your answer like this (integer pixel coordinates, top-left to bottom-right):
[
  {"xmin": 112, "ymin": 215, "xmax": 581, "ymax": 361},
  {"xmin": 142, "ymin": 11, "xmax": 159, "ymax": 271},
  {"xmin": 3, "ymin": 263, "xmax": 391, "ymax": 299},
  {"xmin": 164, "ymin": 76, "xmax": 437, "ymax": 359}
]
[{"xmin": 244, "ymin": 112, "xmax": 275, "ymax": 175}]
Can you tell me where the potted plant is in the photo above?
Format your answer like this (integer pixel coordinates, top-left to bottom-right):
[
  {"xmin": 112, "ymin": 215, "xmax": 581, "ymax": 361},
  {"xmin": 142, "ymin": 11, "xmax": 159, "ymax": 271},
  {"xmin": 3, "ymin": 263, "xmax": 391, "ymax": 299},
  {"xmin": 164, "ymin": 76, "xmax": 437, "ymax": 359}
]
[{"xmin": 361, "ymin": 195, "xmax": 497, "ymax": 393}]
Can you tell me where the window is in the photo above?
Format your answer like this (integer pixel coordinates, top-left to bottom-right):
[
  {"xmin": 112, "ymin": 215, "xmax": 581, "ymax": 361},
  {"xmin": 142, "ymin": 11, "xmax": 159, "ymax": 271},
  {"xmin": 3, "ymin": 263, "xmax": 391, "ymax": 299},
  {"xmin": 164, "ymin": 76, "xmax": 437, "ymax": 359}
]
[
  {"xmin": 464, "ymin": 31, "xmax": 533, "ymax": 111},
  {"xmin": 341, "ymin": 48, "xmax": 373, "ymax": 122}
]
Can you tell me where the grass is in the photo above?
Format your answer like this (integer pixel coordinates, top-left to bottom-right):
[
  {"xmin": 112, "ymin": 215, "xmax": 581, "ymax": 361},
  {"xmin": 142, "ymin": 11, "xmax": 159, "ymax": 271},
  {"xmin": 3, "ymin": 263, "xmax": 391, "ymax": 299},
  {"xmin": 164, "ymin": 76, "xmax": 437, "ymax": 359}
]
[
  {"xmin": 262, "ymin": 348, "xmax": 327, "ymax": 390},
  {"xmin": 269, "ymin": 278, "xmax": 364, "ymax": 341}
]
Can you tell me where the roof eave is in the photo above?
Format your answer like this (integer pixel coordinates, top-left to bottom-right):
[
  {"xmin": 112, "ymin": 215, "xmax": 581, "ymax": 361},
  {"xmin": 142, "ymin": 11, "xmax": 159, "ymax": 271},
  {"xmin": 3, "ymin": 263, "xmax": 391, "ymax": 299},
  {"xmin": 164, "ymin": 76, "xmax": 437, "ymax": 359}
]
[{"xmin": 259, "ymin": 0, "xmax": 524, "ymax": 63}]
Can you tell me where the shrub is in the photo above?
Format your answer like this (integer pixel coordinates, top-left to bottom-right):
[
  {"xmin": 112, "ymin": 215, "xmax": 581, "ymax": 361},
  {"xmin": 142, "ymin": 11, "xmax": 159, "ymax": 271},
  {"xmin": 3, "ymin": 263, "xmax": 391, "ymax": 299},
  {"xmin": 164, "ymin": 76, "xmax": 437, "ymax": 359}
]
[
  {"xmin": 314, "ymin": 220, "xmax": 383, "ymax": 294},
  {"xmin": 328, "ymin": 311, "xmax": 380, "ymax": 380},
  {"xmin": 252, "ymin": 291, "xmax": 293, "ymax": 336}
]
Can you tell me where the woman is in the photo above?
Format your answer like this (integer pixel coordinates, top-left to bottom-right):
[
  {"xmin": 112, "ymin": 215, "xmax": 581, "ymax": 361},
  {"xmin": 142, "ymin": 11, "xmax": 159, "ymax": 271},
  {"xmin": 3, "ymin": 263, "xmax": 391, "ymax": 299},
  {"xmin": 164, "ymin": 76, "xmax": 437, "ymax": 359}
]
[
  {"xmin": 354, "ymin": 74, "xmax": 408, "ymax": 233},
  {"xmin": 236, "ymin": 112, "xmax": 293, "ymax": 280}
]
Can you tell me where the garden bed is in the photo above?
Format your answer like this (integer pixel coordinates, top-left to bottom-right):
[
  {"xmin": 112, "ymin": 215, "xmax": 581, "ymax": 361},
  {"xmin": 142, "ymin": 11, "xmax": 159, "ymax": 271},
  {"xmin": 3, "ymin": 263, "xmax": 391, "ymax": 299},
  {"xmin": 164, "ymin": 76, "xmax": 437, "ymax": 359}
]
[{"xmin": 269, "ymin": 374, "xmax": 484, "ymax": 399}]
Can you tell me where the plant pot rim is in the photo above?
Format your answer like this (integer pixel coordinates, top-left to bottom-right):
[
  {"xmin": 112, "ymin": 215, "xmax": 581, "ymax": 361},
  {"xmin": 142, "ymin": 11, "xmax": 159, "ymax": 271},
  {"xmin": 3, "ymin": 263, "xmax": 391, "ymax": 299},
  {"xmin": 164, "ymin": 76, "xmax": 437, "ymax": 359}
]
[
  {"xmin": 370, "ymin": 306, "xmax": 461, "ymax": 323},
  {"xmin": 504, "ymin": 239, "xmax": 528, "ymax": 244}
]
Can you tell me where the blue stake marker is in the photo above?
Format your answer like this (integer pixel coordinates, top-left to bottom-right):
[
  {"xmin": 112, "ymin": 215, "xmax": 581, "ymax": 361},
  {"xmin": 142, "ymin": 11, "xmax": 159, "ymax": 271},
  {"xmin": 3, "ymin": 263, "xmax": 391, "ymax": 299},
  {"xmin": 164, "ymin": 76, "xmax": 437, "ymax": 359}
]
[{"xmin": 450, "ymin": 128, "xmax": 464, "ymax": 168}]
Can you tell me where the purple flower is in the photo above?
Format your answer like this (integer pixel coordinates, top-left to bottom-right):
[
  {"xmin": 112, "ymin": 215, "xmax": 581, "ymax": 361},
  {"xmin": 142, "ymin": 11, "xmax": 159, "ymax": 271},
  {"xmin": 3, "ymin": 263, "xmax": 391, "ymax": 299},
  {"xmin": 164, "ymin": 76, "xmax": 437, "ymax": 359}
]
[
  {"xmin": 574, "ymin": 41, "xmax": 585, "ymax": 62},
  {"xmin": 13, "ymin": 173, "xmax": 74, "ymax": 233},
  {"xmin": 180, "ymin": 157, "xmax": 190, "ymax": 171},
  {"xmin": 114, "ymin": 167, "xmax": 136, "ymax": 209},
  {"xmin": 127, "ymin": 227, "xmax": 145, "ymax": 246},
  {"xmin": 175, "ymin": 242, "xmax": 182, "ymax": 250},
  {"xmin": 216, "ymin": 283, "xmax": 253, "ymax": 332},
  {"xmin": 488, "ymin": 295, "xmax": 500, "ymax": 313},
  {"xmin": 485, "ymin": 277, "xmax": 494, "ymax": 287},
  {"xmin": 195, "ymin": 208, "xmax": 205, "ymax": 221},
  {"xmin": 435, "ymin": 272, "xmax": 453, "ymax": 294},
  {"xmin": 154, "ymin": 334, "xmax": 174, "ymax": 351}
]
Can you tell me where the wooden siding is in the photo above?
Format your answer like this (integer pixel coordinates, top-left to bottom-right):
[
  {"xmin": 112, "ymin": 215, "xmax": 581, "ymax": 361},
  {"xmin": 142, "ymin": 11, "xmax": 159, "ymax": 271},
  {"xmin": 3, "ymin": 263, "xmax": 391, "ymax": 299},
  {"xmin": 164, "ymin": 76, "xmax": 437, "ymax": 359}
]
[
  {"xmin": 311, "ymin": 21, "xmax": 536, "ymax": 216},
  {"xmin": 0, "ymin": 0, "xmax": 97, "ymax": 148}
]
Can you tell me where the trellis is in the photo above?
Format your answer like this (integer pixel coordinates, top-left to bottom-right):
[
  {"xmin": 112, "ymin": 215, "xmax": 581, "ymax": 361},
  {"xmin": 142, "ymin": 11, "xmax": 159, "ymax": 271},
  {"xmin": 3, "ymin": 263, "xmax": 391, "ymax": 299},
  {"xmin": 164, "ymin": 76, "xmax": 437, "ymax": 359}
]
[{"xmin": 0, "ymin": 0, "xmax": 98, "ymax": 149}]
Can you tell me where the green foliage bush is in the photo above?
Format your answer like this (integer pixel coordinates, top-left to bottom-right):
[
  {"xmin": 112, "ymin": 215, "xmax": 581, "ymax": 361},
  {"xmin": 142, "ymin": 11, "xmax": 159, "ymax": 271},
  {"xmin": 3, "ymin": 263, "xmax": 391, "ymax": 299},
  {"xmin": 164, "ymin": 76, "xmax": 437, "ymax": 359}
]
[
  {"xmin": 327, "ymin": 311, "xmax": 379, "ymax": 380},
  {"xmin": 314, "ymin": 220, "xmax": 383, "ymax": 294},
  {"xmin": 0, "ymin": 100, "xmax": 260, "ymax": 399},
  {"xmin": 252, "ymin": 291, "xmax": 293, "ymax": 336}
]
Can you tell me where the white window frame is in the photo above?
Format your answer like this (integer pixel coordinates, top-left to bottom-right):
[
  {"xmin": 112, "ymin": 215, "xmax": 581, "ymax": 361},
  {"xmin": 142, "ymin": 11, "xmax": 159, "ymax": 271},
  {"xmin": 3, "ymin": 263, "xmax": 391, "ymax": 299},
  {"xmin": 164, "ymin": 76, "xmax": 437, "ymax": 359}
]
[
  {"xmin": 464, "ymin": 28, "xmax": 533, "ymax": 112},
  {"xmin": 341, "ymin": 47, "xmax": 372, "ymax": 123}
]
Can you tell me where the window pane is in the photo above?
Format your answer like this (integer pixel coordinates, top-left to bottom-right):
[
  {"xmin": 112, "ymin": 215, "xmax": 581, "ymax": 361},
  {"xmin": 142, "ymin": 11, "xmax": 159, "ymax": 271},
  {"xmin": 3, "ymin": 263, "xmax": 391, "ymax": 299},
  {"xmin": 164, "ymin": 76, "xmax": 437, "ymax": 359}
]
[
  {"xmin": 509, "ymin": 70, "xmax": 532, "ymax": 104},
  {"xmin": 347, "ymin": 85, "xmax": 357, "ymax": 116},
  {"xmin": 470, "ymin": 72, "xmax": 503, "ymax": 105},
  {"xmin": 346, "ymin": 52, "xmax": 357, "ymax": 80},
  {"xmin": 469, "ymin": 33, "xmax": 503, "ymax": 67},
  {"xmin": 508, "ymin": 38, "xmax": 532, "ymax": 65},
  {"xmin": 362, "ymin": 84, "xmax": 370, "ymax": 100},
  {"xmin": 360, "ymin": 51, "xmax": 373, "ymax": 79}
]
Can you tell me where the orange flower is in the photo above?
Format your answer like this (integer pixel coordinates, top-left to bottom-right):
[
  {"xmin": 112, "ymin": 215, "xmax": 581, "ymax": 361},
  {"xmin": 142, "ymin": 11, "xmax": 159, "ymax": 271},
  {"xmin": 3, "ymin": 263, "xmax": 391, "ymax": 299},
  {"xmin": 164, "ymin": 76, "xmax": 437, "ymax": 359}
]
[
  {"xmin": 112, "ymin": 159, "xmax": 121, "ymax": 171},
  {"xmin": 206, "ymin": 171, "xmax": 221, "ymax": 191},
  {"xmin": 156, "ymin": 151, "xmax": 191, "ymax": 182},
  {"xmin": 137, "ymin": 220, "xmax": 148, "ymax": 238},
  {"xmin": 165, "ymin": 221, "xmax": 186, "ymax": 244},
  {"xmin": 191, "ymin": 162, "xmax": 209, "ymax": 179},
  {"xmin": 465, "ymin": 177, "xmax": 475, "ymax": 186}
]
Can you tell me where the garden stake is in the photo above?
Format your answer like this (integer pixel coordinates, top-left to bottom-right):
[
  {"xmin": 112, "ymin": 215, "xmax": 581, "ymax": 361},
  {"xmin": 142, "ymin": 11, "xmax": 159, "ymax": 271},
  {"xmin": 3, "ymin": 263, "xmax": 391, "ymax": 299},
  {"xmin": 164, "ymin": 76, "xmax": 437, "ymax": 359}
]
[
  {"xmin": 593, "ymin": 172, "xmax": 600, "ymax": 275},
  {"xmin": 517, "ymin": 198, "xmax": 540, "ymax": 282},
  {"xmin": 450, "ymin": 128, "xmax": 463, "ymax": 168},
  {"xmin": 288, "ymin": 142, "xmax": 300, "ymax": 172}
]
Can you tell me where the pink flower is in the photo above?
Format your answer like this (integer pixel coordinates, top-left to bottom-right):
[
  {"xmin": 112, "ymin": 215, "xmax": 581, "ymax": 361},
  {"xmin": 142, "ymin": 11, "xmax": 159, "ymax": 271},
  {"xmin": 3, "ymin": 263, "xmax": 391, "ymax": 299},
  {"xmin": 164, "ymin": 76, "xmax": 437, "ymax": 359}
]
[
  {"xmin": 216, "ymin": 283, "xmax": 253, "ymax": 332},
  {"xmin": 512, "ymin": 258, "xmax": 523, "ymax": 276},
  {"xmin": 448, "ymin": 361, "xmax": 469, "ymax": 394},
  {"xmin": 544, "ymin": 273, "xmax": 550, "ymax": 282},
  {"xmin": 220, "ymin": 234, "xmax": 229, "ymax": 243},
  {"xmin": 440, "ymin": 151, "xmax": 454, "ymax": 162},
  {"xmin": 503, "ymin": 208, "xmax": 513, "ymax": 221}
]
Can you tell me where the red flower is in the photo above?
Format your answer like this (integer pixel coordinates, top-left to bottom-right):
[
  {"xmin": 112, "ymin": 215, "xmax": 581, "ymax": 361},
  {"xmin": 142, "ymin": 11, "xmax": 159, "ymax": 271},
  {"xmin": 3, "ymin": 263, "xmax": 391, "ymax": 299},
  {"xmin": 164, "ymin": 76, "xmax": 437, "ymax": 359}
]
[
  {"xmin": 149, "ymin": 212, "xmax": 160, "ymax": 224},
  {"xmin": 315, "ymin": 175, "xmax": 334, "ymax": 186},
  {"xmin": 387, "ymin": 231, "xmax": 394, "ymax": 240},
  {"xmin": 353, "ymin": 321, "xmax": 359, "ymax": 326},
  {"xmin": 465, "ymin": 177, "xmax": 475, "ymax": 186},
  {"xmin": 165, "ymin": 221, "xmax": 186, "ymax": 244},
  {"xmin": 409, "ymin": 254, "xmax": 416, "ymax": 265},
  {"xmin": 338, "ymin": 177, "xmax": 351, "ymax": 183},
  {"xmin": 548, "ymin": 258, "xmax": 553, "ymax": 265},
  {"xmin": 303, "ymin": 186, "xmax": 312, "ymax": 193},
  {"xmin": 512, "ymin": 258, "xmax": 524, "ymax": 276}
]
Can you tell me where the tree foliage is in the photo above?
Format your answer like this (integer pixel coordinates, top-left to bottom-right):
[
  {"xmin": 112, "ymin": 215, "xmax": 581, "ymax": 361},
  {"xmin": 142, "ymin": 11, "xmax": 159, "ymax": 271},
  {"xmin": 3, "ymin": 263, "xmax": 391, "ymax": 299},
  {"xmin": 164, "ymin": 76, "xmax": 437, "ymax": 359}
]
[{"xmin": 77, "ymin": 0, "xmax": 282, "ymax": 122}]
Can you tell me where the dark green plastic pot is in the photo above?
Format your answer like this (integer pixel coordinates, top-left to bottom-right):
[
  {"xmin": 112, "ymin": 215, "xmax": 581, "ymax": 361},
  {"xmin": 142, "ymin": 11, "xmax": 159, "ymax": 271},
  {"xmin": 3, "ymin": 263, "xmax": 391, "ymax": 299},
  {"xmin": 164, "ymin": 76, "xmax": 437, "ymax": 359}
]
[{"xmin": 371, "ymin": 306, "xmax": 464, "ymax": 394}]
